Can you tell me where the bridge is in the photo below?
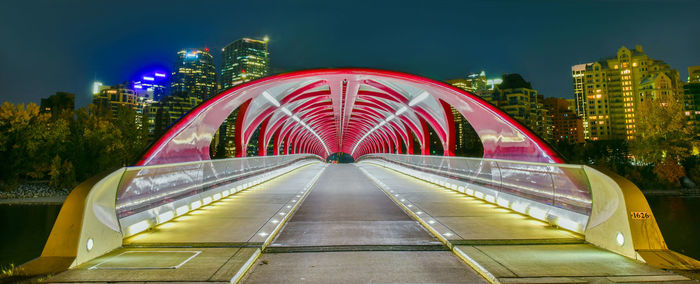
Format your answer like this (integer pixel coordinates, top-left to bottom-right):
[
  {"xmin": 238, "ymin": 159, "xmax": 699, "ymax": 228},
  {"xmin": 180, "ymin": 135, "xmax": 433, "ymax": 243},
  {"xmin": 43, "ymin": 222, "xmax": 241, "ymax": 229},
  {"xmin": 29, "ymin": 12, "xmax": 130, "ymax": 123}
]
[{"xmin": 17, "ymin": 69, "xmax": 700, "ymax": 283}]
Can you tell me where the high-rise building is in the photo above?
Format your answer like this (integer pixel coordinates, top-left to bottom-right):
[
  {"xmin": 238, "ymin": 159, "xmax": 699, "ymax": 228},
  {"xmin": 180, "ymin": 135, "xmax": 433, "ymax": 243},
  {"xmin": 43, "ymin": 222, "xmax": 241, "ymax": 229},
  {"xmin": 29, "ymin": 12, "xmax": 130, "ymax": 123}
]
[
  {"xmin": 217, "ymin": 37, "xmax": 271, "ymax": 158},
  {"xmin": 543, "ymin": 98, "xmax": 584, "ymax": 144},
  {"xmin": 151, "ymin": 94, "xmax": 203, "ymax": 137},
  {"xmin": 220, "ymin": 37, "xmax": 270, "ymax": 89},
  {"xmin": 446, "ymin": 71, "xmax": 497, "ymax": 94},
  {"xmin": 571, "ymin": 64, "xmax": 590, "ymax": 139},
  {"xmin": 684, "ymin": 66, "xmax": 700, "ymax": 136},
  {"xmin": 170, "ymin": 48, "xmax": 217, "ymax": 101},
  {"xmin": 445, "ymin": 78, "xmax": 469, "ymax": 91},
  {"xmin": 92, "ymin": 84, "xmax": 138, "ymax": 117},
  {"xmin": 490, "ymin": 74, "xmax": 552, "ymax": 141},
  {"xmin": 572, "ymin": 45, "xmax": 685, "ymax": 141},
  {"xmin": 133, "ymin": 71, "xmax": 168, "ymax": 101},
  {"xmin": 689, "ymin": 66, "xmax": 700, "ymax": 83},
  {"xmin": 40, "ymin": 92, "xmax": 75, "ymax": 118},
  {"xmin": 450, "ymin": 107, "xmax": 483, "ymax": 157}
]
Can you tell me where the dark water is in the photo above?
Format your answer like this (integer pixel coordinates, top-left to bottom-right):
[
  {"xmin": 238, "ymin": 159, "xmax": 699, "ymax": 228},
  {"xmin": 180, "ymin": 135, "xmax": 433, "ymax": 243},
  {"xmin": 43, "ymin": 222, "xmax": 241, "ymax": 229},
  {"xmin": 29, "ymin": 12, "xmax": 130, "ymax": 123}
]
[
  {"xmin": 646, "ymin": 196, "xmax": 700, "ymax": 259},
  {"xmin": 0, "ymin": 197, "xmax": 698, "ymax": 268},
  {"xmin": 0, "ymin": 204, "xmax": 61, "ymax": 268}
]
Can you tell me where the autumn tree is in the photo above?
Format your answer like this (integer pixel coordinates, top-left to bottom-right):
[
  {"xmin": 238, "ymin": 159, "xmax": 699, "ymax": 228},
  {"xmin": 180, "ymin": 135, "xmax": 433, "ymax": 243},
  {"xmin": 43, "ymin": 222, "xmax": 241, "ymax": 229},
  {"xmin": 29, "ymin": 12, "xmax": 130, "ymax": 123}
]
[
  {"xmin": 630, "ymin": 91, "xmax": 694, "ymax": 185},
  {"xmin": 0, "ymin": 102, "xmax": 69, "ymax": 190}
]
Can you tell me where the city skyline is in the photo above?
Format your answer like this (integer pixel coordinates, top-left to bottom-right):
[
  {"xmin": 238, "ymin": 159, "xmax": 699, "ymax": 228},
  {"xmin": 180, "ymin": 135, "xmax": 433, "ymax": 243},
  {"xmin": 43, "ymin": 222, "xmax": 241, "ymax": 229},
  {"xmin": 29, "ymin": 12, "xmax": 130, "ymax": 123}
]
[{"xmin": 1, "ymin": 0, "xmax": 699, "ymax": 107}]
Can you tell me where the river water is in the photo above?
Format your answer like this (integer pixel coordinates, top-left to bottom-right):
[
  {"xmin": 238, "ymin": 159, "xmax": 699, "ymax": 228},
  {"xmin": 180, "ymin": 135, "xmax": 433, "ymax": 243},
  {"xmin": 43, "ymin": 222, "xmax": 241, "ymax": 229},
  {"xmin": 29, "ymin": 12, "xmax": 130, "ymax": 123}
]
[{"xmin": 0, "ymin": 196, "xmax": 698, "ymax": 268}]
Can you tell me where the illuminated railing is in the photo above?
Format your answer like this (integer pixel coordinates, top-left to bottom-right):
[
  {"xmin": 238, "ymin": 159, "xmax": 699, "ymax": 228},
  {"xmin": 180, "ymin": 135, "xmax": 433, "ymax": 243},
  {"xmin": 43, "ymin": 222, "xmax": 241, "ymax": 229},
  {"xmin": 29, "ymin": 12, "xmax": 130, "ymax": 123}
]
[
  {"xmin": 358, "ymin": 153, "xmax": 592, "ymax": 233},
  {"xmin": 115, "ymin": 154, "xmax": 323, "ymax": 235}
]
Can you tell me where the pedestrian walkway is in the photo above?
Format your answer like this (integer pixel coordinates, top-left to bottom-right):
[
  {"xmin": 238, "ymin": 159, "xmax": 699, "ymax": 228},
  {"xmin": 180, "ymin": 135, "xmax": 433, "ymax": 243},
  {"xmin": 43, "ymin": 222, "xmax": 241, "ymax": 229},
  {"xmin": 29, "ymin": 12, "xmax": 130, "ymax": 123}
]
[
  {"xmin": 357, "ymin": 162, "xmax": 694, "ymax": 283},
  {"xmin": 242, "ymin": 164, "xmax": 488, "ymax": 283},
  {"xmin": 45, "ymin": 163, "xmax": 326, "ymax": 283}
]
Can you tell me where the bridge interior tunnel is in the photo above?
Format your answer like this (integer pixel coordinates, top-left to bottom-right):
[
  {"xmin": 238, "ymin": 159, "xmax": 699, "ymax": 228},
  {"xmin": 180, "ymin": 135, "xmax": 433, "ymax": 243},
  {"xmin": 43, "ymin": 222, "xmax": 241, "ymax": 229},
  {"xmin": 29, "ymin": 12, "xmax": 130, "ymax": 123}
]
[
  {"xmin": 326, "ymin": 152, "xmax": 355, "ymax": 163},
  {"xmin": 137, "ymin": 68, "xmax": 562, "ymax": 167}
]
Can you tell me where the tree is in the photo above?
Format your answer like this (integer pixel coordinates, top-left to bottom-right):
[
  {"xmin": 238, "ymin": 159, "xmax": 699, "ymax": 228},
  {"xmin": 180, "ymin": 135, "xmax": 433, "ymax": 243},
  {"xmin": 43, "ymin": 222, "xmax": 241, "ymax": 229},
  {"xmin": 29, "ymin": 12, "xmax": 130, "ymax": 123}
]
[
  {"xmin": 631, "ymin": 91, "xmax": 694, "ymax": 185},
  {"xmin": 0, "ymin": 102, "xmax": 69, "ymax": 190}
]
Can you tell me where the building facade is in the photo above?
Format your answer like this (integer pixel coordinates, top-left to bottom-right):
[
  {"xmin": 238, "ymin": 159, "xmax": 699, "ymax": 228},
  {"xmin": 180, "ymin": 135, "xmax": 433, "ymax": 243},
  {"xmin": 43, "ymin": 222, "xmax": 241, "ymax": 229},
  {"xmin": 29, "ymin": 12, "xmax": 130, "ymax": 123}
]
[
  {"xmin": 450, "ymin": 107, "xmax": 482, "ymax": 157},
  {"xmin": 150, "ymin": 95, "xmax": 203, "ymax": 138},
  {"xmin": 170, "ymin": 48, "xmax": 217, "ymax": 101},
  {"xmin": 40, "ymin": 92, "xmax": 75, "ymax": 118},
  {"xmin": 92, "ymin": 84, "xmax": 138, "ymax": 117},
  {"xmin": 543, "ymin": 97, "xmax": 584, "ymax": 144},
  {"xmin": 685, "ymin": 66, "xmax": 700, "ymax": 136},
  {"xmin": 133, "ymin": 71, "xmax": 168, "ymax": 101},
  {"xmin": 220, "ymin": 37, "xmax": 270, "ymax": 90},
  {"xmin": 217, "ymin": 37, "xmax": 270, "ymax": 158},
  {"xmin": 490, "ymin": 74, "xmax": 552, "ymax": 141},
  {"xmin": 571, "ymin": 45, "xmax": 685, "ymax": 141}
]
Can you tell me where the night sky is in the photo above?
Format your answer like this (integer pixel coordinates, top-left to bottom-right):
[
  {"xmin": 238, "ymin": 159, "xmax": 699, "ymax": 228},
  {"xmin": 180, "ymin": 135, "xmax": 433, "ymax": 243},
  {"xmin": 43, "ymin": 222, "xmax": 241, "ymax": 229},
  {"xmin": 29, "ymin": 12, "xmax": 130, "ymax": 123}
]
[{"xmin": 1, "ymin": 0, "xmax": 699, "ymax": 107}]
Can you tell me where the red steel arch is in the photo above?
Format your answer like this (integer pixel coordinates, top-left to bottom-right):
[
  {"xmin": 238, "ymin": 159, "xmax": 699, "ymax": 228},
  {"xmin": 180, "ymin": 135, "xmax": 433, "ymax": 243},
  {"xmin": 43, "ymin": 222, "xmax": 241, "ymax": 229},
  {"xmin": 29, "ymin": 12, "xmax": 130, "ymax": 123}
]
[{"xmin": 137, "ymin": 68, "xmax": 563, "ymax": 166}]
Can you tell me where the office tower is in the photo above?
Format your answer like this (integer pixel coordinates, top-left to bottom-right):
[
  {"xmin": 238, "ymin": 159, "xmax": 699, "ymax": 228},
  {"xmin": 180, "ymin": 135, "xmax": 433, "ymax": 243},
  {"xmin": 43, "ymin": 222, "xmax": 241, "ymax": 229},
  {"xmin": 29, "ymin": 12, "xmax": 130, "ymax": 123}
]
[
  {"xmin": 92, "ymin": 84, "xmax": 138, "ymax": 117},
  {"xmin": 40, "ymin": 92, "xmax": 75, "ymax": 118},
  {"xmin": 220, "ymin": 37, "xmax": 270, "ymax": 89},
  {"xmin": 572, "ymin": 45, "xmax": 684, "ymax": 141},
  {"xmin": 571, "ymin": 64, "xmax": 590, "ymax": 139},
  {"xmin": 450, "ymin": 107, "xmax": 483, "ymax": 157},
  {"xmin": 151, "ymin": 95, "xmax": 203, "ymax": 138},
  {"xmin": 446, "ymin": 71, "xmax": 494, "ymax": 93},
  {"xmin": 685, "ymin": 66, "xmax": 700, "ymax": 136},
  {"xmin": 446, "ymin": 78, "xmax": 469, "ymax": 91},
  {"xmin": 490, "ymin": 74, "xmax": 552, "ymax": 141},
  {"xmin": 217, "ymin": 37, "xmax": 270, "ymax": 157},
  {"xmin": 170, "ymin": 48, "xmax": 217, "ymax": 101},
  {"xmin": 543, "ymin": 98, "xmax": 585, "ymax": 144},
  {"xmin": 133, "ymin": 71, "xmax": 168, "ymax": 101}
]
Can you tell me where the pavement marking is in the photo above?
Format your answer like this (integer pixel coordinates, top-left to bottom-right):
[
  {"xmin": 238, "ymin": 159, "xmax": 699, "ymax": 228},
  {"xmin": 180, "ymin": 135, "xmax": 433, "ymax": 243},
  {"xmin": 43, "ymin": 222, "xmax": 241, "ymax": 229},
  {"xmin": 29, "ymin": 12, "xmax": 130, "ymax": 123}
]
[
  {"xmin": 232, "ymin": 164, "xmax": 327, "ymax": 284},
  {"xmin": 357, "ymin": 164, "xmax": 501, "ymax": 284},
  {"xmin": 88, "ymin": 250, "xmax": 202, "ymax": 270},
  {"xmin": 230, "ymin": 248, "xmax": 261, "ymax": 284}
]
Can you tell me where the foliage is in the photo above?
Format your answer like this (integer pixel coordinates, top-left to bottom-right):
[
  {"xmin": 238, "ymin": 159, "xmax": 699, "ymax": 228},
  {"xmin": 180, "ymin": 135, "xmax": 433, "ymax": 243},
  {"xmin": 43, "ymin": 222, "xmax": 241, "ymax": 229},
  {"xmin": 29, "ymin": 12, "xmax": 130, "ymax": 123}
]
[
  {"xmin": 0, "ymin": 102, "xmax": 69, "ymax": 190},
  {"xmin": 631, "ymin": 91, "xmax": 694, "ymax": 185},
  {"xmin": 0, "ymin": 102, "xmax": 149, "ymax": 192},
  {"xmin": 653, "ymin": 158, "xmax": 686, "ymax": 186},
  {"xmin": 553, "ymin": 140, "xmax": 677, "ymax": 190}
]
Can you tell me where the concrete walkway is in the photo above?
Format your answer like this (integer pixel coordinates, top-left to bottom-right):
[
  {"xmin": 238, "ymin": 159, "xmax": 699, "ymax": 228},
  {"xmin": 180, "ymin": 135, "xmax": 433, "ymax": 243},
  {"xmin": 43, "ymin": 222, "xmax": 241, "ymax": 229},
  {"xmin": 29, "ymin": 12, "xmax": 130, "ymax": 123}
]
[
  {"xmin": 40, "ymin": 161, "xmax": 694, "ymax": 283},
  {"xmin": 45, "ymin": 163, "xmax": 326, "ymax": 283},
  {"xmin": 357, "ymin": 162, "xmax": 694, "ymax": 283},
  {"xmin": 269, "ymin": 164, "xmax": 441, "ymax": 248},
  {"xmin": 242, "ymin": 164, "xmax": 488, "ymax": 283}
]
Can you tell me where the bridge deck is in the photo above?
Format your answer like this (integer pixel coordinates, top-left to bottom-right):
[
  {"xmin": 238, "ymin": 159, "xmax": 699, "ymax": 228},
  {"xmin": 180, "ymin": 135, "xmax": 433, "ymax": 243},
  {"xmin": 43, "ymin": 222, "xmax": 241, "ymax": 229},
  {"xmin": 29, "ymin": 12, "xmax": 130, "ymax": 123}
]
[
  {"xmin": 269, "ymin": 163, "xmax": 441, "ymax": 248},
  {"xmin": 242, "ymin": 164, "xmax": 487, "ymax": 283},
  {"xmin": 357, "ymin": 163, "xmax": 693, "ymax": 283},
  {"xmin": 43, "ymin": 163, "xmax": 693, "ymax": 283},
  {"xmin": 46, "ymin": 163, "xmax": 326, "ymax": 283}
]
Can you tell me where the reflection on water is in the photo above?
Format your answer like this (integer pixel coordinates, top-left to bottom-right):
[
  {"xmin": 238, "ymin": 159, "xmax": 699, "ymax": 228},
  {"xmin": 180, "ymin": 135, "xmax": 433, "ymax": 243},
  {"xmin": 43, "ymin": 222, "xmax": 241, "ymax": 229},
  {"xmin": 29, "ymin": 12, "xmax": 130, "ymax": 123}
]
[
  {"xmin": 0, "ymin": 204, "xmax": 60, "ymax": 268},
  {"xmin": 646, "ymin": 196, "xmax": 700, "ymax": 259},
  {"xmin": 0, "ymin": 196, "xmax": 697, "ymax": 269}
]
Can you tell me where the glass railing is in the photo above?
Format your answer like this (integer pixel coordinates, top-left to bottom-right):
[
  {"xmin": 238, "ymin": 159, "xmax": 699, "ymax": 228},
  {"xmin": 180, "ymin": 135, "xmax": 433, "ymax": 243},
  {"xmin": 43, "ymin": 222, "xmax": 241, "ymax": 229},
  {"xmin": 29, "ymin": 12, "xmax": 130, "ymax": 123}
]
[
  {"xmin": 115, "ymin": 154, "xmax": 322, "ymax": 218},
  {"xmin": 358, "ymin": 154, "xmax": 591, "ymax": 216}
]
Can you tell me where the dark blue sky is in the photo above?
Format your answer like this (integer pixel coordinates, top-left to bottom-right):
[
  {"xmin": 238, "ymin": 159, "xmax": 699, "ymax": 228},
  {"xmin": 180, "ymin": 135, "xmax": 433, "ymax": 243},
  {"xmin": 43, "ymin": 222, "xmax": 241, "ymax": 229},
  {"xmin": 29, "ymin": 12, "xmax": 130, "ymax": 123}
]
[{"xmin": 1, "ymin": 0, "xmax": 699, "ymax": 107}]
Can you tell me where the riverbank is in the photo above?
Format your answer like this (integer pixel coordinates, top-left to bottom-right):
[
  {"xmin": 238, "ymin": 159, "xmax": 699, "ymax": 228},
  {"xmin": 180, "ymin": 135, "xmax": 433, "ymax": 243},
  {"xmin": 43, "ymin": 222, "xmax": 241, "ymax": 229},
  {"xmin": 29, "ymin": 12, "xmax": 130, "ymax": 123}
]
[
  {"xmin": 0, "ymin": 183, "xmax": 68, "ymax": 205},
  {"xmin": 640, "ymin": 188, "xmax": 700, "ymax": 197},
  {"xmin": 0, "ymin": 196, "xmax": 66, "ymax": 205}
]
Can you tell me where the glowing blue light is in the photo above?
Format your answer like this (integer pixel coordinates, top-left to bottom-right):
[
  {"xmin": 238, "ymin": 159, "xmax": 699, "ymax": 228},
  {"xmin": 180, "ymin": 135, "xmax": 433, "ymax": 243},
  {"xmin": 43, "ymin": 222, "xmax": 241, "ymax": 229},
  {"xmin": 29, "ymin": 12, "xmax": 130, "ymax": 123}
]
[
  {"xmin": 143, "ymin": 76, "xmax": 155, "ymax": 81},
  {"xmin": 155, "ymin": 73, "xmax": 166, "ymax": 78},
  {"xmin": 134, "ymin": 85, "xmax": 143, "ymax": 89}
]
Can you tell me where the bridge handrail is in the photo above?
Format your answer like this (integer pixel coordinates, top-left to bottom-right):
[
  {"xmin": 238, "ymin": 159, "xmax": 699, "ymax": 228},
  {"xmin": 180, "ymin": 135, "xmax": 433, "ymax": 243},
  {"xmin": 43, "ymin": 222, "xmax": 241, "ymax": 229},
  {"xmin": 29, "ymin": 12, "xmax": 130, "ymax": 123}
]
[
  {"xmin": 357, "ymin": 153, "xmax": 700, "ymax": 268},
  {"xmin": 17, "ymin": 154, "xmax": 323, "ymax": 275},
  {"xmin": 357, "ymin": 153, "xmax": 592, "ymax": 217},
  {"xmin": 116, "ymin": 154, "xmax": 322, "ymax": 219}
]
